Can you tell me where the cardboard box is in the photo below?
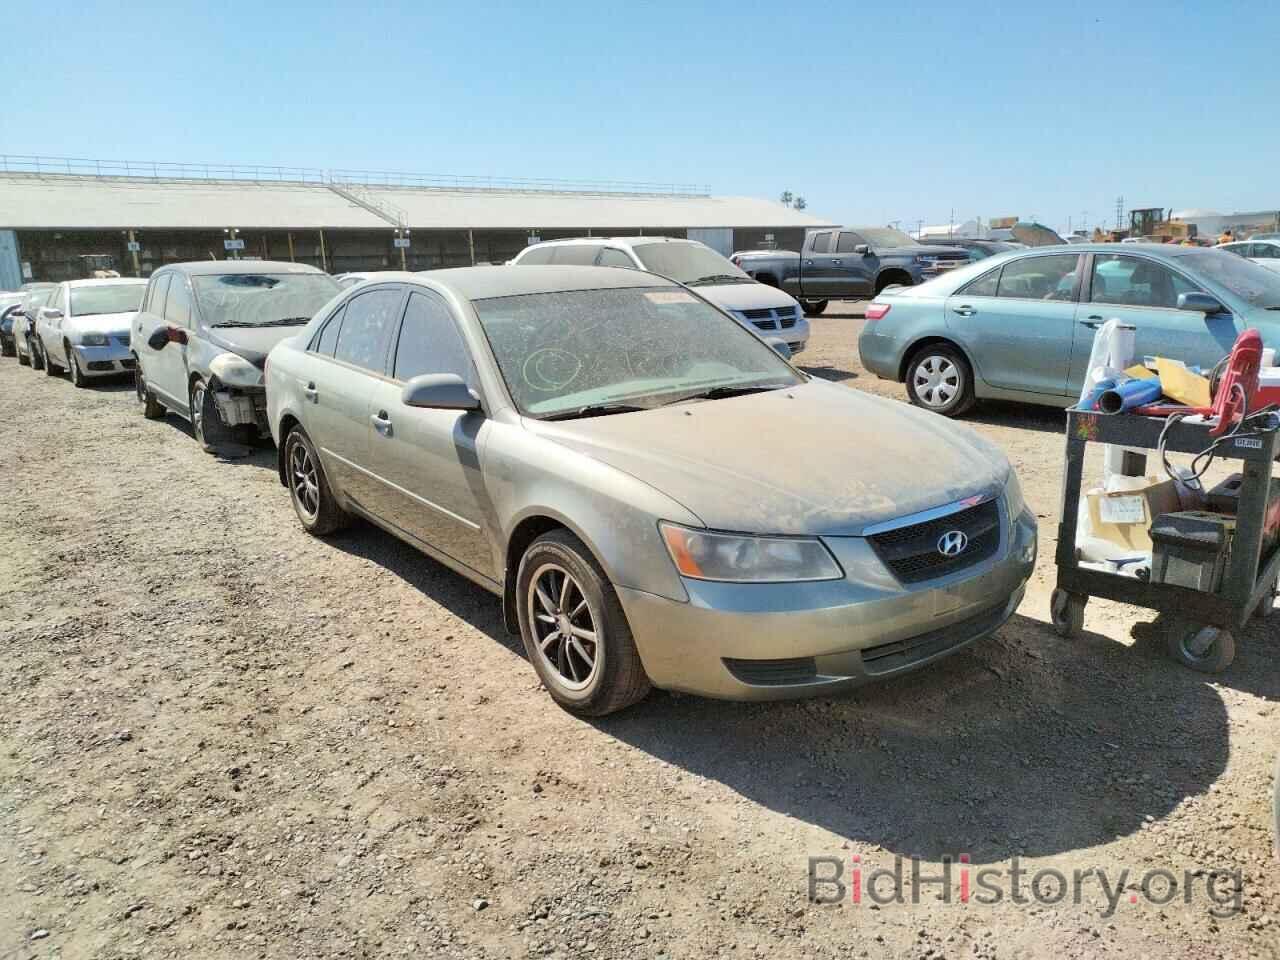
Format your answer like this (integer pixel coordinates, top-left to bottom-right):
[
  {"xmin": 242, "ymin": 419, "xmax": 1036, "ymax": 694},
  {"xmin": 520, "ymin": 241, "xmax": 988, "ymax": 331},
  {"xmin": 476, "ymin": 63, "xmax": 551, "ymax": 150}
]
[{"xmin": 1085, "ymin": 477, "xmax": 1183, "ymax": 551}]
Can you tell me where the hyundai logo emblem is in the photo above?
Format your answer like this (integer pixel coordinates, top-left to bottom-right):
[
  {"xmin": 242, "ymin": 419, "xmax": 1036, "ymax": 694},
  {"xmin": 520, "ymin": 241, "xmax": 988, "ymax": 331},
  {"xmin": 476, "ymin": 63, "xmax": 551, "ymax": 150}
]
[{"xmin": 937, "ymin": 530, "xmax": 968, "ymax": 557}]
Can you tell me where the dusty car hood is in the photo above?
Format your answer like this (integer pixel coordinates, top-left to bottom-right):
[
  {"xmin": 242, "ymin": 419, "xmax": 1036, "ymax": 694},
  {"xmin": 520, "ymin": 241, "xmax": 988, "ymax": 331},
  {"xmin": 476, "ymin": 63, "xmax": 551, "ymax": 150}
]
[
  {"xmin": 65, "ymin": 311, "xmax": 137, "ymax": 337},
  {"xmin": 691, "ymin": 281, "xmax": 801, "ymax": 312},
  {"xmin": 203, "ymin": 324, "xmax": 310, "ymax": 367},
  {"xmin": 529, "ymin": 380, "xmax": 1008, "ymax": 535}
]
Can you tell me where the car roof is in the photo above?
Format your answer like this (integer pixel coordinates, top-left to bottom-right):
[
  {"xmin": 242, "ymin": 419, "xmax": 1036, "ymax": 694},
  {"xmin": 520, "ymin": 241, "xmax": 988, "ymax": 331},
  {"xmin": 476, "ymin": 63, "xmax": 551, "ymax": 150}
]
[
  {"xmin": 156, "ymin": 260, "xmax": 329, "ymax": 277},
  {"xmin": 413, "ymin": 265, "xmax": 675, "ymax": 300},
  {"xmin": 62, "ymin": 277, "xmax": 148, "ymax": 287},
  {"xmin": 526, "ymin": 236, "xmax": 690, "ymax": 249}
]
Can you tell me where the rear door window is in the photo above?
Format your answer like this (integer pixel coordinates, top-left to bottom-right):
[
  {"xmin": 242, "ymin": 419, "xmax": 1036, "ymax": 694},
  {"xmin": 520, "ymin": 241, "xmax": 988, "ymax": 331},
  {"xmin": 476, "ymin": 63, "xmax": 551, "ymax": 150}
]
[
  {"xmin": 961, "ymin": 268, "xmax": 1001, "ymax": 297},
  {"xmin": 313, "ymin": 304, "xmax": 346, "ymax": 356},
  {"xmin": 518, "ymin": 246, "xmax": 555, "ymax": 265},
  {"xmin": 552, "ymin": 245, "xmax": 602, "ymax": 266},
  {"xmin": 810, "ymin": 232, "xmax": 832, "ymax": 254},
  {"xmin": 333, "ymin": 287, "xmax": 404, "ymax": 373},
  {"xmin": 148, "ymin": 274, "xmax": 172, "ymax": 318},
  {"xmin": 996, "ymin": 255, "xmax": 1081, "ymax": 301}
]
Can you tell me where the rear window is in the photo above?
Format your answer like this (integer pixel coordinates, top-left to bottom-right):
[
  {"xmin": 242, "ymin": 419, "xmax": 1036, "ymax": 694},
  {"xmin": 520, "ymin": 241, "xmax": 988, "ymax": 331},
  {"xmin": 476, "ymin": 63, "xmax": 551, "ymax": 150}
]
[{"xmin": 70, "ymin": 284, "xmax": 145, "ymax": 317}]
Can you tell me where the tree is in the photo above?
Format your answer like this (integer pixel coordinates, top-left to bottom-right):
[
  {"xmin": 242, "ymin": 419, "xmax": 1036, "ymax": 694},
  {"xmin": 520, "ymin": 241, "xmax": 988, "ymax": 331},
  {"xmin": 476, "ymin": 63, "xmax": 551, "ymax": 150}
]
[
  {"xmin": 794, "ymin": 196, "xmax": 807, "ymax": 210},
  {"xmin": 779, "ymin": 191, "xmax": 793, "ymax": 207}
]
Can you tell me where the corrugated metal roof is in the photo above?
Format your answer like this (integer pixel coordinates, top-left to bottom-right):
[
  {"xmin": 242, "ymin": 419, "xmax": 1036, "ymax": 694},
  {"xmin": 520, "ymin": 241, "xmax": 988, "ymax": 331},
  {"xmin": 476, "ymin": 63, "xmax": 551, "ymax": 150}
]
[
  {"xmin": 0, "ymin": 174, "xmax": 834, "ymax": 231},
  {"xmin": 0, "ymin": 175, "xmax": 389, "ymax": 229},
  {"xmin": 363, "ymin": 185, "xmax": 834, "ymax": 230}
]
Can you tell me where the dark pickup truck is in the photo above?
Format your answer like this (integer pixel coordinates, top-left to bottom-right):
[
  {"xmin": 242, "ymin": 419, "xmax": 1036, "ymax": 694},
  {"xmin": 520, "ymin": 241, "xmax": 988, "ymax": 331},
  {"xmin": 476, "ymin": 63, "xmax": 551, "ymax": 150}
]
[{"xmin": 730, "ymin": 226, "xmax": 970, "ymax": 315}]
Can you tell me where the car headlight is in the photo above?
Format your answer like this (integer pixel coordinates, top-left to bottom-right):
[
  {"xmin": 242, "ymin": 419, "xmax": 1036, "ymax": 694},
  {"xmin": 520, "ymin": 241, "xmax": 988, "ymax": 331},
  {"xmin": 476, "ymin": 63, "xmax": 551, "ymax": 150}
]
[
  {"xmin": 80, "ymin": 333, "xmax": 108, "ymax": 346},
  {"xmin": 1004, "ymin": 469, "xmax": 1026, "ymax": 518},
  {"xmin": 659, "ymin": 522, "xmax": 843, "ymax": 583},
  {"xmin": 209, "ymin": 352, "xmax": 264, "ymax": 388}
]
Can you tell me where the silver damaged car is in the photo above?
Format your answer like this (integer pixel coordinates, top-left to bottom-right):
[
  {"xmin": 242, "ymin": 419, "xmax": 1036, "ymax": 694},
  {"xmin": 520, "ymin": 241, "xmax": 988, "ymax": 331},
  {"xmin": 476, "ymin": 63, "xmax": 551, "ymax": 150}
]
[{"xmin": 266, "ymin": 266, "xmax": 1036, "ymax": 715}]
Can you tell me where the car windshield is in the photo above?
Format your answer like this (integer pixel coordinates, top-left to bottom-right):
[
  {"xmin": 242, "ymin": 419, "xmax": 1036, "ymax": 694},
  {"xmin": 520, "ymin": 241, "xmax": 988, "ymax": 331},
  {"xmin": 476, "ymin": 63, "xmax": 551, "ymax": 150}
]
[
  {"xmin": 70, "ymin": 284, "xmax": 145, "ymax": 317},
  {"xmin": 630, "ymin": 242, "xmax": 752, "ymax": 285},
  {"xmin": 192, "ymin": 273, "xmax": 341, "ymax": 327},
  {"xmin": 472, "ymin": 286, "xmax": 802, "ymax": 417},
  {"xmin": 860, "ymin": 228, "xmax": 920, "ymax": 249},
  {"xmin": 1173, "ymin": 249, "xmax": 1280, "ymax": 309}
]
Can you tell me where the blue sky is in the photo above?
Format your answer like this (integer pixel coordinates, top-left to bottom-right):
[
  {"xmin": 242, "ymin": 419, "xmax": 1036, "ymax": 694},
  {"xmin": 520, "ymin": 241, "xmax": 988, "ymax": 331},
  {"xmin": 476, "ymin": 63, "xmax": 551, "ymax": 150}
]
[{"xmin": 5, "ymin": 1, "xmax": 1276, "ymax": 233}]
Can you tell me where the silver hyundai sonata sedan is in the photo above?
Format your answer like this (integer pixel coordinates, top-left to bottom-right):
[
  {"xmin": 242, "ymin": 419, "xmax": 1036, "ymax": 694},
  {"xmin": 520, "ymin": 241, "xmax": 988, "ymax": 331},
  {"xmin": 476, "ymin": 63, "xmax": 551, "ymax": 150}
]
[{"xmin": 266, "ymin": 266, "xmax": 1036, "ymax": 715}]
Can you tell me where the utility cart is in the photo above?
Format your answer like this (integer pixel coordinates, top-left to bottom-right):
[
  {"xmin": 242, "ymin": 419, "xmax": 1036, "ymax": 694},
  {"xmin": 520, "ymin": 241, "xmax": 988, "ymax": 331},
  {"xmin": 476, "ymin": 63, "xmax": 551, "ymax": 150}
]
[{"xmin": 1050, "ymin": 407, "xmax": 1280, "ymax": 671}]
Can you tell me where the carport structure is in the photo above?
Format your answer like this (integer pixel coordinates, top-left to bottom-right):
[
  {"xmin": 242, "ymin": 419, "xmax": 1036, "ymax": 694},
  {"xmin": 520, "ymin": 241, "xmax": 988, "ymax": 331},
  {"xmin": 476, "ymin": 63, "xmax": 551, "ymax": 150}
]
[{"xmin": 0, "ymin": 156, "xmax": 834, "ymax": 285}]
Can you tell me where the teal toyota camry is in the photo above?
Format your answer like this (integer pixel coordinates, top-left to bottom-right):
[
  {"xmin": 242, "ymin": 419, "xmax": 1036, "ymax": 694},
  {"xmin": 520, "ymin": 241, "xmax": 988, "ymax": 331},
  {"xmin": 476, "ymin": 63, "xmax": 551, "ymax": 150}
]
[{"xmin": 858, "ymin": 244, "xmax": 1280, "ymax": 416}]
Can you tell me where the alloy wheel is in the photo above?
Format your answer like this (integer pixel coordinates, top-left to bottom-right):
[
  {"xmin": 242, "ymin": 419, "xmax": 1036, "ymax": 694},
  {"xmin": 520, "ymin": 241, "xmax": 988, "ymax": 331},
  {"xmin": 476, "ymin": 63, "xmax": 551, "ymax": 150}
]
[
  {"xmin": 289, "ymin": 439, "xmax": 320, "ymax": 520},
  {"xmin": 913, "ymin": 355, "xmax": 961, "ymax": 409},
  {"xmin": 191, "ymin": 383, "xmax": 206, "ymax": 443},
  {"xmin": 527, "ymin": 563, "xmax": 600, "ymax": 691}
]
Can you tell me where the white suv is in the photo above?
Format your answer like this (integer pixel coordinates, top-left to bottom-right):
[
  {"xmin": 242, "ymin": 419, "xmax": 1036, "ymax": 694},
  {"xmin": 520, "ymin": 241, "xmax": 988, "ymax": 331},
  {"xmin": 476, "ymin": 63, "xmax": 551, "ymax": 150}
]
[{"xmin": 512, "ymin": 237, "xmax": 810, "ymax": 355}]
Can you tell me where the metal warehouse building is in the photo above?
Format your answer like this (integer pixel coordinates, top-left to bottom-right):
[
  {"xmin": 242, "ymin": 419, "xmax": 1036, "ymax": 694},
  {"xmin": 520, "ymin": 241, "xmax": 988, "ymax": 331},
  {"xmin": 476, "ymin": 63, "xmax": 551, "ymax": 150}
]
[{"xmin": 0, "ymin": 158, "xmax": 834, "ymax": 287}]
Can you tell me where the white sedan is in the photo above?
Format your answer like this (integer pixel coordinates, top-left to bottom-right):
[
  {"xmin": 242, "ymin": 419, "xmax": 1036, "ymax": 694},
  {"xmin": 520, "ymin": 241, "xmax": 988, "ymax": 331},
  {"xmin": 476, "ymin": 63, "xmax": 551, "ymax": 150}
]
[
  {"xmin": 1217, "ymin": 239, "xmax": 1280, "ymax": 274},
  {"xmin": 34, "ymin": 278, "xmax": 147, "ymax": 386}
]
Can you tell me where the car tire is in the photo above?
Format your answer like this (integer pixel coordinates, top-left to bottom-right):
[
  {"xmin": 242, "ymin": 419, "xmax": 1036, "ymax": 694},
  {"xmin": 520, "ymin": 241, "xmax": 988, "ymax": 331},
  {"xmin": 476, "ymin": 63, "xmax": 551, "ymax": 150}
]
[
  {"xmin": 42, "ymin": 341, "xmax": 59, "ymax": 376},
  {"xmin": 905, "ymin": 343, "xmax": 976, "ymax": 417},
  {"xmin": 17, "ymin": 342, "xmax": 29, "ymax": 366},
  {"xmin": 134, "ymin": 360, "xmax": 166, "ymax": 419},
  {"xmin": 283, "ymin": 426, "xmax": 350, "ymax": 536},
  {"xmin": 516, "ymin": 529, "xmax": 651, "ymax": 716},
  {"xmin": 801, "ymin": 300, "xmax": 828, "ymax": 316},
  {"xmin": 66, "ymin": 342, "xmax": 86, "ymax": 387},
  {"xmin": 189, "ymin": 378, "xmax": 220, "ymax": 453},
  {"xmin": 1165, "ymin": 621, "xmax": 1235, "ymax": 674}
]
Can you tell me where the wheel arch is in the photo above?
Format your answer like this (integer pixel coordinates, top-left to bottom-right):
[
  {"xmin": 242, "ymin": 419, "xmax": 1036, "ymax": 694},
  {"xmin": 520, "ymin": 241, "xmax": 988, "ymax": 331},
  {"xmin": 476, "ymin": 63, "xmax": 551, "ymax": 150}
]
[
  {"xmin": 876, "ymin": 268, "xmax": 914, "ymax": 294},
  {"xmin": 276, "ymin": 413, "xmax": 302, "ymax": 487},
  {"xmin": 898, "ymin": 335, "xmax": 978, "ymax": 383}
]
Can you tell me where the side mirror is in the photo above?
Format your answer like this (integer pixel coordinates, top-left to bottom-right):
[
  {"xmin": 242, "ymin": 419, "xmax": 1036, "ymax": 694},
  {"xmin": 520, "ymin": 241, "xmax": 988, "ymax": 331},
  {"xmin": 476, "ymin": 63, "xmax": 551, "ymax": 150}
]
[
  {"xmin": 401, "ymin": 373, "xmax": 481, "ymax": 411},
  {"xmin": 147, "ymin": 326, "xmax": 188, "ymax": 350},
  {"xmin": 44, "ymin": 307, "xmax": 64, "ymax": 320},
  {"xmin": 10, "ymin": 309, "xmax": 23, "ymax": 318},
  {"xmin": 854, "ymin": 244, "xmax": 870, "ymax": 255},
  {"xmin": 1177, "ymin": 292, "xmax": 1225, "ymax": 314},
  {"xmin": 765, "ymin": 337, "xmax": 792, "ymax": 360}
]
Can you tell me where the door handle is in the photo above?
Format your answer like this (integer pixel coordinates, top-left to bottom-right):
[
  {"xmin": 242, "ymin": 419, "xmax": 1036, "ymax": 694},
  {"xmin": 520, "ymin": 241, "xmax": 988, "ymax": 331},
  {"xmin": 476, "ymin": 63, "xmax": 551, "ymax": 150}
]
[
  {"xmin": 952, "ymin": 305, "xmax": 976, "ymax": 317},
  {"xmin": 832, "ymin": 259, "xmax": 841, "ymax": 266},
  {"xmin": 1080, "ymin": 317, "xmax": 1104, "ymax": 329},
  {"xmin": 371, "ymin": 410, "xmax": 393, "ymax": 436},
  {"xmin": 302, "ymin": 382, "xmax": 318, "ymax": 402},
  {"xmin": 804, "ymin": 259, "xmax": 814, "ymax": 266}
]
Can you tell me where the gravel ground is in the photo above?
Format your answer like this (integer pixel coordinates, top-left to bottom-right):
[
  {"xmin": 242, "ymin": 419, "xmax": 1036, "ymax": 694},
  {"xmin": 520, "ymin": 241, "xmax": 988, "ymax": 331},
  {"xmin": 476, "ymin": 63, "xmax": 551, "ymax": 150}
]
[{"xmin": 2, "ymin": 308, "xmax": 1277, "ymax": 960}]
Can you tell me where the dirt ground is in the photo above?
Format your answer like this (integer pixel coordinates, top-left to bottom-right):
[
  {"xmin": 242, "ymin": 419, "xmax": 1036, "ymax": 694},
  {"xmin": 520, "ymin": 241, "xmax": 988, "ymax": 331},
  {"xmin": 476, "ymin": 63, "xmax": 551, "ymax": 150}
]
[{"xmin": 2, "ymin": 307, "xmax": 1277, "ymax": 960}]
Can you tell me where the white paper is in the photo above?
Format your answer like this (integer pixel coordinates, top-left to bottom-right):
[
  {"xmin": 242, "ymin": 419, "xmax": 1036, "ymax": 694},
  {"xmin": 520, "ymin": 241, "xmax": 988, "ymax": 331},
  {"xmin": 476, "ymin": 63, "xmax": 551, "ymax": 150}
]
[{"xmin": 1099, "ymin": 494, "xmax": 1146, "ymax": 525}]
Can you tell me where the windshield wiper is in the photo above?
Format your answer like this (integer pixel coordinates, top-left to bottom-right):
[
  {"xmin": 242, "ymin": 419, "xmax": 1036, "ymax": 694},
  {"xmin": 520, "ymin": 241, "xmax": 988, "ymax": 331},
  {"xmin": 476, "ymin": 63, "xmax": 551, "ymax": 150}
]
[
  {"xmin": 209, "ymin": 321, "xmax": 258, "ymax": 328},
  {"xmin": 538, "ymin": 402, "xmax": 649, "ymax": 421},
  {"xmin": 661, "ymin": 383, "xmax": 789, "ymax": 405},
  {"xmin": 688, "ymin": 274, "xmax": 751, "ymax": 285}
]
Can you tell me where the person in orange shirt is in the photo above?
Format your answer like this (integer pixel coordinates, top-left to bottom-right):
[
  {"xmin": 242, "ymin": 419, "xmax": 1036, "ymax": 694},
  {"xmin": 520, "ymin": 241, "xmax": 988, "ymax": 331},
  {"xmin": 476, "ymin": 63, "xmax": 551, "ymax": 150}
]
[{"xmin": 1218, "ymin": 229, "xmax": 1235, "ymax": 245}]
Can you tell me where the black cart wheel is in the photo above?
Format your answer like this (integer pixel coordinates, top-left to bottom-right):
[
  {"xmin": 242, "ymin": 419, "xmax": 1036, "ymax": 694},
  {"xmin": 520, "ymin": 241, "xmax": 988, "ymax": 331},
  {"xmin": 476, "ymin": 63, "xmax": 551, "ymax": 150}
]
[
  {"xmin": 1050, "ymin": 588, "xmax": 1086, "ymax": 638},
  {"xmin": 1166, "ymin": 621, "xmax": 1235, "ymax": 673}
]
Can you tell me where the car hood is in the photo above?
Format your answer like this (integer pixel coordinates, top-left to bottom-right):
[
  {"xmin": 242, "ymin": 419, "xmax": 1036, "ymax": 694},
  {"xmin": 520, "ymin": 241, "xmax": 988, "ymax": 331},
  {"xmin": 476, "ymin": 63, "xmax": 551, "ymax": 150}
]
[
  {"xmin": 528, "ymin": 380, "xmax": 1008, "ymax": 535},
  {"xmin": 65, "ymin": 311, "xmax": 137, "ymax": 336},
  {"xmin": 897, "ymin": 245, "xmax": 971, "ymax": 257},
  {"xmin": 204, "ymin": 324, "xmax": 310, "ymax": 367},
  {"xmin": 690, "ymin": 282, "xmax": 802, "ymax": 312}
]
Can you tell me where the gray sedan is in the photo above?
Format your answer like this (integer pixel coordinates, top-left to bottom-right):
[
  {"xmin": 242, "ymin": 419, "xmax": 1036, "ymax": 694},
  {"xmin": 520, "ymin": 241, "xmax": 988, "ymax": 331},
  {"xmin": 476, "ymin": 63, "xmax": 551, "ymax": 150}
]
[{"xmin": 266, "ymin": 266, "xmax": 1036, "ymax": 714}]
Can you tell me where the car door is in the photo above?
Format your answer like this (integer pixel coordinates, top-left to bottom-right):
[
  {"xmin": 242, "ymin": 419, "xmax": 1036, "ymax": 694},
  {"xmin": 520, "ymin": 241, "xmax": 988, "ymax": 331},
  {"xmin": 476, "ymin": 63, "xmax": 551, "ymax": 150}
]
[
  {"xmin": 39, "ymin": 285, "xmax": 69, "ymax": 364},
  {"xmin": 134, "ymin": 273, "xmax": 181, "ymax": 405},
  {"xmin": 791, "ymin": 231, "xmax": 836, "ymax": 300},
  {"xmin": 363, "ymin": 289, "xmax": 497, "ymax": 580},
  {"xmin": 1067, "ymin": 253, "xmax": 1245, "ymax": 396},
  {"xmin": 831, "ymin": 231, "xmax": 875, "ymax": 297},
  {"xmin": 944, "ymin": 253, "xmax": 1083, "ymax": 396},
  {"xmin": 154, "ymin": 273, "xmax": 198, "ymax": 406},
  {"xmin": 304, "ymin": 284, "xmax": 405, "ymax": 509}
]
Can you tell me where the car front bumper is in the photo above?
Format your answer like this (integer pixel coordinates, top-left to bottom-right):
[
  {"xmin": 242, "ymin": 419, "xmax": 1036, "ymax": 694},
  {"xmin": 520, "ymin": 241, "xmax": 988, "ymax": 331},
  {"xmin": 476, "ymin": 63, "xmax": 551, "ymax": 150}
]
[
  {"xmin": 71, "ymin": 341, "xmax": 135, "ymax": 376},
  {"xmin": 617, "ymin": 506, "xmax": 1036, "ymax": 700}
]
